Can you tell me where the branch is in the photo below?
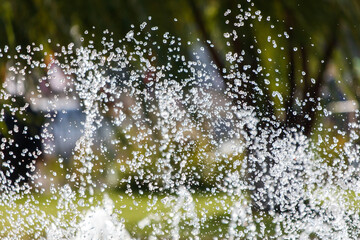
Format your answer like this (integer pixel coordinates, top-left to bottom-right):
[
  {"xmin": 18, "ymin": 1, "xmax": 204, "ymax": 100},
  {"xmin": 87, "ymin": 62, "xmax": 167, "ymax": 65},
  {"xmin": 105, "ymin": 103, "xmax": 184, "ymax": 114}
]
[
  {"xmin": 284, "ymin": 27, "xmax": 296, "ymax": 126},
  {"xmin": 303, "ymin": 24, "xmax": 338, "ymax": 136},
  {"xmin": 187, "ymin": 0, "xmax": 225, "ymax": 75}
]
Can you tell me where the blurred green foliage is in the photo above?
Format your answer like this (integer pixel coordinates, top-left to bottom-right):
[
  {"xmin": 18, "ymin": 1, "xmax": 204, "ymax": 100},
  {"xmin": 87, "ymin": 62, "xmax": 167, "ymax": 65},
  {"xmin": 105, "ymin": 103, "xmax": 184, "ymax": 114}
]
[{"xmin": 1, "ymin": 0, "xmax": 360, "ymax": 133}]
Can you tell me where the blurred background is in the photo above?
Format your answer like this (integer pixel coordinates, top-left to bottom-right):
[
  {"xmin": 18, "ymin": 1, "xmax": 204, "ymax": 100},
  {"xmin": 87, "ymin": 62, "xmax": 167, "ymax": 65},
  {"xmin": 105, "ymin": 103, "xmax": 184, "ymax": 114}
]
[{"xmin": 0, "ymin": 0, "xmax": 360, "ymax": 190}]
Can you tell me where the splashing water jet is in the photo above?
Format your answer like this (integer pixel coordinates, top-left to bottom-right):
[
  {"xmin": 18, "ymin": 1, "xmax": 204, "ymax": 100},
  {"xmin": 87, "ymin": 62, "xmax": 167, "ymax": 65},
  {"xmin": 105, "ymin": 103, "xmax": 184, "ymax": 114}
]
[{"xmin": 0, "ymin": 3, "xmax": 360, "ymax": 239}]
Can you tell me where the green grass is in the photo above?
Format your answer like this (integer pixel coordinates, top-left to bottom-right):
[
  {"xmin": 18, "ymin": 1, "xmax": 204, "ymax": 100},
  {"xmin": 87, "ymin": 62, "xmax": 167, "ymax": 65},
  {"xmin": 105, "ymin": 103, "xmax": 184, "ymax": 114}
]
[
  {"xmin": 2, "ymin": 187, "xmax": 358, "ymax": 239},
  {"xmin": 0, "ymin": 189, "xmax": 241, "ymax": 239}
]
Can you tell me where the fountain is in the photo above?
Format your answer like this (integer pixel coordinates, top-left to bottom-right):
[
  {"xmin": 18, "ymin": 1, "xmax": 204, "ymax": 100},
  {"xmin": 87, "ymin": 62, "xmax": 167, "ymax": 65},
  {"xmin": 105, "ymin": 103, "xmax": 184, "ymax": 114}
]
[{"xmin": 0, "ymin": 2, "xmax": 360, "ymax": 239}]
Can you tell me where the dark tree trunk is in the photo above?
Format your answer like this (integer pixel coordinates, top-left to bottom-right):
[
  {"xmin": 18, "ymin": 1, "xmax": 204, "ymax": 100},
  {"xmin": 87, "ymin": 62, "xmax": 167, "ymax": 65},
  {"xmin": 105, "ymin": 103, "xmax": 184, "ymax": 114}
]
[{"xmin": 0, "ymin": 96, "xmax": 43, "ymax": 187}]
